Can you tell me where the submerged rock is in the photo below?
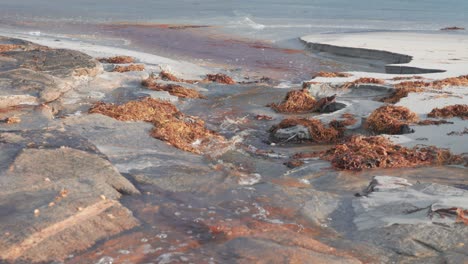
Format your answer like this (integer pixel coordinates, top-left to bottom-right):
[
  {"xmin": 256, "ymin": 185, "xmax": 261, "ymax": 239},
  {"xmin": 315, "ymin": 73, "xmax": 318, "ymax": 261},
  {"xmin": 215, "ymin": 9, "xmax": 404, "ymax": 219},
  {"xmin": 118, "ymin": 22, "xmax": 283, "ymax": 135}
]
[
  {"xmin": 321, "ymin": 102, "xmax": 347, "ymax": 113},
  {"xmin": 351, "ymin": 176, "xmax": 468, "ymax": 261},
  {"xmin": 270, "ymin": 118, "xmax": 342, "ymax": 143},
  {"xmin": 215, "ymin": 237, "xmax": 361, "ymax": 264},
  {"xmin": 273, "ymin": 125, "xmax": 312, "ymax": 141},
  {"xmin": 354, "ymin": 176, "xmax": 468, "ymax": 229}
]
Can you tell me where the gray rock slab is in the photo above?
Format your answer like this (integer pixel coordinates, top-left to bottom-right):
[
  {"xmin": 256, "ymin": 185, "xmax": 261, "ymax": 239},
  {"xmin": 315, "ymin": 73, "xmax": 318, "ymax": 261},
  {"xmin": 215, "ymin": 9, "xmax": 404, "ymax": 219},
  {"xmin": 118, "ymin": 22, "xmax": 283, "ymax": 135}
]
[
  {"xmin": 215, "ymin": 237, "xmax": 361, "ymax": 264},
  {"xmin": 62, "ymin": 114, "xmax": 215, "ymax": 192},
  {"xmin": 0, "ymin": 130, "xmax": 140, "ymax": 262},
  {"xmin": 272, "ymin": 125, "xmax": 311, "ymax": 142},
  {"xmin": 350, "ymin": 176, "xmax": 468, "ymax": 262},
  {"xmin": 2, "ymin": 48, "xmax": 100, "ymax": 78},
  {"xmin": 353, "ymin": 176, "xmax": 468, "ymax": 230},
  {"xmin": 0, "ymin": 68, "xmax": 69, "ymax": 108}
]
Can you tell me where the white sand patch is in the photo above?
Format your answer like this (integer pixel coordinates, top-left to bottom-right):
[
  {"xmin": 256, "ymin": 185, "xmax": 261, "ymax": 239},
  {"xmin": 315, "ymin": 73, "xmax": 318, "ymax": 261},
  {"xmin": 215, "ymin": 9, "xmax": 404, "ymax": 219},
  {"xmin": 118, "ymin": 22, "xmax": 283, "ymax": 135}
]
[
  {"xmin": 301, "ymin": 32, "xmax": 468, "ymax": 79},
  {"xmin": 301, "ymin": 32, "xmax": 468, "ymax": 155}
]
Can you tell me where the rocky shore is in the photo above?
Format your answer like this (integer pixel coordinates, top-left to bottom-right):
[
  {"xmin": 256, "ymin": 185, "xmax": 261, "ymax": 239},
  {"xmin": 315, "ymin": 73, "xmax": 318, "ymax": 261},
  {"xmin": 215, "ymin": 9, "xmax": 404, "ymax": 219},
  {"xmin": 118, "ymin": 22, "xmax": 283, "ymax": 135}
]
[{"xmin": 0, "ymin": 33, "xmax": 467, "ymax": 264}]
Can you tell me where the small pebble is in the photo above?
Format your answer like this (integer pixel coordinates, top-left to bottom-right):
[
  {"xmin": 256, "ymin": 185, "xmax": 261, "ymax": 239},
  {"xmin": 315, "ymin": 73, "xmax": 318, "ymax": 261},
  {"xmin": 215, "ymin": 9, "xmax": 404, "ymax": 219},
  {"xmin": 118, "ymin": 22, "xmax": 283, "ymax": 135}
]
[
  {"xmin": 5, "ymin": 117, "xmax": 21, "ymax": 124},
  {"xmin": 117, "ymin": 249, "xmax": 130, "ymax": 255}
]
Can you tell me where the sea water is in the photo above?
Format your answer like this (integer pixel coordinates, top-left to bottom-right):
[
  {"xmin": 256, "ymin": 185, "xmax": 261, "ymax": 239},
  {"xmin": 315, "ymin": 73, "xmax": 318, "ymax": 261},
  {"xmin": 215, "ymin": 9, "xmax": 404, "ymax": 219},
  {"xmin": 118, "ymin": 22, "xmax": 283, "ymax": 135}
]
[{"xmin": 0, "ymin": 0, "xmax": 467, "ymax": 42}]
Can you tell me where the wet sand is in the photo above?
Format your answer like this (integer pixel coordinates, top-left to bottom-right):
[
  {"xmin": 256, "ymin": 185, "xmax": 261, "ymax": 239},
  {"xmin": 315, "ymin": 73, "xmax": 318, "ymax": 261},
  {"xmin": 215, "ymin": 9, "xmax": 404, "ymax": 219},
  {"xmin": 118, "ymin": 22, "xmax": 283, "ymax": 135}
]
[{"xmin": 0, "ymin": 19, "xmax": 351, "ymax": 82}]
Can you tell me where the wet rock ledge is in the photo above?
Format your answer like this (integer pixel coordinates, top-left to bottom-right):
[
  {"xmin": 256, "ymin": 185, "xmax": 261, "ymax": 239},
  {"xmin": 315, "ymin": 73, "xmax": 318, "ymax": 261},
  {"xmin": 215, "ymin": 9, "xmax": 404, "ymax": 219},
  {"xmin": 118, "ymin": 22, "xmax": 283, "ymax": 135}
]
[{"xmin": 0, "ymin": 37, "xmax": 140, "ymax": 263}]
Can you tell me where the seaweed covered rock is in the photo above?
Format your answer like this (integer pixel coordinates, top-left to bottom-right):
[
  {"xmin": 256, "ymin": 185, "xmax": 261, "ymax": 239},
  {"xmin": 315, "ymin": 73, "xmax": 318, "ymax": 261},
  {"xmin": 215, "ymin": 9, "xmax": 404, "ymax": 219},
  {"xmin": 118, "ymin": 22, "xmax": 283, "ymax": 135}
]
[
  {"xmin": 313, "ymin": 71, "xmax": 352, "ymax": 78},
  {"xmin": 270, "ymin": 89, "xmax": 344, "ymax": 114},
  {"xmin": 112, "ymin": 64, "xmax": 145, "ymax": 73},
  {"xmin": 270, "ymin": 89, "xmax": 317, "ymax": 113},
  {"xmin": 427, "ymin": 104, "xmax": 468, "ymax": 120},
  {"xmin": 270, "ymin": 118, "xmax": 342, "ymax": 143},
  {"xmin": 320, "ymin": 136, "xmax": 462, "ymax": 171},
  {"xmin": 203, "ymin": 73, "xmax": 236, "ymax": 84},
  {"xmin": 393, "ymin": 75, "xmax": 468, "ymax": 90},
  {"xmin": 380, "ymin": 87, "xmax": 423, "ymax": 104},
  {"xmin": 89, "ymin": 97, "xmax": 179, "ymax": 123},
  {"xmin": 365, "ymin": 105, "xmax": 418, "ymax": 134},
  {"xmin": 341, "ymin": 77, "xmax": 385, "ymax": 89},
  {"xmin": 142, "ymin": 74, "xmax": 204, "ymax": 99},
  {"xmin": 0, "ymin": 36, "xmax": 46, "ymax": 55},
  {"xmin": 89, "ymin": 97, "xmax": 223, "ymax": 154},
  {"xmin": 151, "ymin": 117, "xmax": 224, "ymax": 153},
  {"xmin": 158, "ymin": 70, "xmax": 197, "ymax": 83}
]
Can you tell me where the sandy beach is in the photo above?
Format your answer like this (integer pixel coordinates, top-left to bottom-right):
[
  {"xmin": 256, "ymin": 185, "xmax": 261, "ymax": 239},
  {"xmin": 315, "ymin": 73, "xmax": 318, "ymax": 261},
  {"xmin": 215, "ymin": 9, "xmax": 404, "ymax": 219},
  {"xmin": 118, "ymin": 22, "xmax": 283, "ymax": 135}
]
[{"xmin": 0, "ymin": 19, "xmax": 467, "ymax": 264}]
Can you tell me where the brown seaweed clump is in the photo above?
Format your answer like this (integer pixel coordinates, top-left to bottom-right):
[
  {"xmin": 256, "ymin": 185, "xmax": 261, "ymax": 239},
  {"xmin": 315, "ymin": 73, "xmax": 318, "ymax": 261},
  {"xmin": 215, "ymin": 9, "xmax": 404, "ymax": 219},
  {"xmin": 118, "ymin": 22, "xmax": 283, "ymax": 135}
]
[
  {"xmin": 365, "ymin": 105, "xmax": 418, "ymax": 134},
  {"xmin": 269, "ymin": 89, "xmax": 317, "ymax": 113},
  {"xmin": 456, "ymin": 209, "xmax": 468, "ymax": 225},
  {"xmin": 159, "ymin": 70, "xmax": 181, "ymax": 81},
  {"xmin": 270, "ymin": 118, "xmax": 342, "ymax": 143},
  {"xmin": 142, "ymin": 74, "xmax": 204, "ymax": 99},
  {"xmin": 416, "ymin": 120, "xmax": 454, "ymax": 126},
  {"xmin": 159, "ymin": 71, "xmax": 197, "ymax": 84},
  {"xmin": 151, "ymin": 117, "xmax": 222, "ymax": 153},
  {"xmin": 89, "ymin": 97, "xmax": 222, "ymax": 154},
  {"xmin": 427, "ymin": 104, "xmax": 468, "ymax": 120},
  {"xmin": 89, "ymin": 97, "xmax": 179, "ymax": 123},
  {"xmin": 112, "ymin": 64, "xmax": 145, "ymax": 73},
  {"xmin": 313, "ymin": 71, "xmax": 352, "ymax": 78},
  {"xmin": 203, "ymin": 73, "xmax": 236, "ymax": 84},
  {"xmin": 1, "ymin": 116, "xmax": 21, "ymax": 124},
  {"xmin": 341, "ymin": 77, "xmax": 385, "ymax": 89},
  {"xmin": 320, "ymin": 136, "xmax": 462, "ymax": 171},
  {"xmin": 395, "ymin": 75, "xmax": 468, "ymax": 90},
  {"xmin": 0, "ymin": 44, "xmax": 22, "ymax": 53},
  {"xmin": 380, "ymin": 87, "xmax": 423, "ymax": 104},
  {"xmin": 353, "ymin": 77, "xmax": 385, "ymax": 85},
  {"xmin": 99, "ymin": 56, "xmax": 135, "ymax": 64}
]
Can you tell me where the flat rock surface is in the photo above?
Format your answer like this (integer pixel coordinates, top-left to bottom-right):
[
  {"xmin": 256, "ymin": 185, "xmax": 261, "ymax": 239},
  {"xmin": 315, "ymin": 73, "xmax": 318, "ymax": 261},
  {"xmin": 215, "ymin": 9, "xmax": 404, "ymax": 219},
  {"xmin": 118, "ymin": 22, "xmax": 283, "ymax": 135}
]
[
  {"xmin": 0, "ymin": 68, "xmax": 67, "ymax": 108},
  {"xmin": 0, "ymin": 130, "xmax": 140, "ymax": 263},
  {"xmin": 1, "ymin": 48, "xmax": 100, "ymax": 78}
]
